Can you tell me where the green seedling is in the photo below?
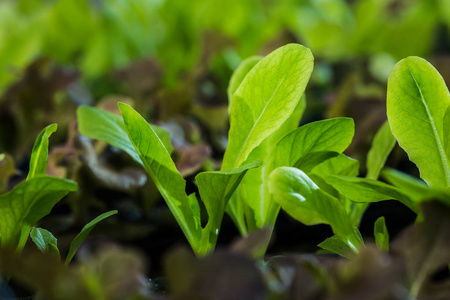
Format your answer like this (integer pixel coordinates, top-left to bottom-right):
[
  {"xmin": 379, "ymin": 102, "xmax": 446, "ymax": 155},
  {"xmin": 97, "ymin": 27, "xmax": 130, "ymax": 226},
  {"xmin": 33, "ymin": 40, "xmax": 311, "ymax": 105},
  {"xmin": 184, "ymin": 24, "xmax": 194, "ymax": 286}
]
[
  {"xmin": 0, "ymin": 124, "xmax": 116, "ymax": 264},
  {"xmin": 77, "ymin": 103, "xmax": 260, "ymax": 256}
]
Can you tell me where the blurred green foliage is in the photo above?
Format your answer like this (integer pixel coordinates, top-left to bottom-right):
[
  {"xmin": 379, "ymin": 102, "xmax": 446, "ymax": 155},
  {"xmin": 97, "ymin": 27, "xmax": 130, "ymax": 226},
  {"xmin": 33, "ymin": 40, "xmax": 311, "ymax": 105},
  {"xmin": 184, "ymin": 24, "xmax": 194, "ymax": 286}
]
[{"xmin": 0, "ymin": 0, "xmax": 448, "ymax": 95}]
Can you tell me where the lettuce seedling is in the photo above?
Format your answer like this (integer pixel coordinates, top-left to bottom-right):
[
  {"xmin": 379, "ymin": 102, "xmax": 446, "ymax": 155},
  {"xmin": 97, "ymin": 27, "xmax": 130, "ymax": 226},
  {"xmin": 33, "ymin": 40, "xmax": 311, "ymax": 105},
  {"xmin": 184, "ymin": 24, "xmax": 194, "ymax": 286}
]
[
  {"xmin": 0, "ymin": 124, "xmax": 116, "ymax": 264},
  {"xmin": 78, "ymin": 104, "xmax": 260, "ymax": 256},
  {"xmin": 0, "ymin": 124, "xmax": 77, "ymax": 252},
  {"xmin": 317, "ymin": 57, "xmax": 450, "ymax": 214}
]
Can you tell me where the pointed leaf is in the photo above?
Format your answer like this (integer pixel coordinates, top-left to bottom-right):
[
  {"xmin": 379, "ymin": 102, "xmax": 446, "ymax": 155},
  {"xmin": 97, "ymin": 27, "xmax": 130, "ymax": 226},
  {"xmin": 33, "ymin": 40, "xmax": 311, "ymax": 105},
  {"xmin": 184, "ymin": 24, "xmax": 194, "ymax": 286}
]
[
  {"xmin": 269, "ymin": 167, "xmax": 361, "ymax": 251},
  {"xmin": 222, "ymin": 44, "xmax": 314, "ymax": 170},
  {"xmin": 30, "ymin": 227, "xmax": 60, "ymax": 258},
  {"xmin": 227, "ymin": 56, "xmax": 262, "ymax": 114},
  {"xmin": 27, "ymin": 124, "xmax": 57, "ymax": 180},
  {"xmin": 0, "ymin": 176, "xmax": 77, "ymax": 250},
  {"xmin": 366, "ymin": 121, "xmax": 396, "ymax": 180},
  {"xmin": 374, "ymin": 217, "xmax": 389, "ymax": 252},
  {"xmin": 387, "ymin": 56, "xmax": 450, "ymax": 188},
  {"xmin": 275, "ymin": 118, "xmax": 354, "ymax": 167},
  {"xmin": 77, "ymin": 105, "xmax": 173, "ymax": 165},
  {"xmin": 118, "ymin": 103, "xmax": 201, "ymax": 251},
  {"xmin": 65, "ymin": 210, "xmax": 118, "ymax": 264}
]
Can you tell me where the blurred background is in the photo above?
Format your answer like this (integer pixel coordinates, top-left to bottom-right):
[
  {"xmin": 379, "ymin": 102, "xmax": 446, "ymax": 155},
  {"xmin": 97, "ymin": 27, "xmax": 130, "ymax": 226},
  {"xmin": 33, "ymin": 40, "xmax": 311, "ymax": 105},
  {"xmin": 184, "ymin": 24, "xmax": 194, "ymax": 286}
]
[{"xmin": 0, "ymin": 0, "xmax": 449, "ymax": 276}]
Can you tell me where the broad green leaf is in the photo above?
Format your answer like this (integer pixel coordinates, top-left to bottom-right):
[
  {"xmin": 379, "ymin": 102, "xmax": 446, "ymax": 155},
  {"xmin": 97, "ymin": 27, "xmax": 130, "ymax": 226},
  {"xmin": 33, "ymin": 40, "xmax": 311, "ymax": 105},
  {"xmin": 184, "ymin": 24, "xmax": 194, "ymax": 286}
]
[
  {"xmin": 118, "ymin": 103, "xmax": 201, "ymax": 251},
  {"xmin": 275, "ymin": 118, "xmax": 354, "ymax": 167},
  {"xmin": 196, "ymin": 160, "xmax": 262, "ymax": 254},
  {"xmin": 65, "ymin": 210, "xmax": 118, "ymax": 264},
  {"xmin": 374, "ymin": 216, "xmax": 389, "ymax": 252},
  {"xmin": 366, "ymin": 121, "xmax": 396, "ymax": 180},
  {"xmin": 269, "ymin": 167, "xmax": 361, "ymax": 251},
  {"xmin": 381, "ymin": 168, "xmax": 450, "ymax": 205},
  {"xmin": 27, "ymin": 124, "xmax": 57, "ymax": 180},
  {"xmin": 222, "ymin": 44, "xmax": 314, "ymax": 170},
  {"xmin": 322, "ymin": 175, "xmax": 417, "ymax": 213},
  {"xmin": 318, "ymin": 235, "xmax": 356, "ymax": 258},
  {"xmin": 227, "ymin": 56, "xmax": 262, "ymax": 114},
  {"xmin": 77, "ymin": 105, "xmax": 173, "ymax": 165},
  {"xmin": 387, "ymin": 57, "xmax": 450, "ymax": 188},
  {"xmin": 30, "ymin": 227, "xmax": 60, "ymax": 258},
  {"xmin": 0, "ymin": 176, "xmax": 77, "ymax": 250}
]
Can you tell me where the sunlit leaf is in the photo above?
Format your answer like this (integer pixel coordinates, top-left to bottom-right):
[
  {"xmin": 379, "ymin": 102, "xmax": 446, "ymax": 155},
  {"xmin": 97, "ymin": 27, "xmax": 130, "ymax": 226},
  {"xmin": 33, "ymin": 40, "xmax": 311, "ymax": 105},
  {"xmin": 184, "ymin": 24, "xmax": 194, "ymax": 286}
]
[
  {"xmin": 222, "ymin": 44, "xmax": 314, "ymax": 170},
  {"xmin": 387, "ymin": 57, "xmax": 450, "ymax": 188}
]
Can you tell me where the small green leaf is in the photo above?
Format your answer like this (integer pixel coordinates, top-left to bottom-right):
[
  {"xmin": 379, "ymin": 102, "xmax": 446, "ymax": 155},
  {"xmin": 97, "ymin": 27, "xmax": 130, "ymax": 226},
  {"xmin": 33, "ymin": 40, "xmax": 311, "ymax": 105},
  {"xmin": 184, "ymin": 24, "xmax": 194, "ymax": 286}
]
[
  {"xmin": 269, "ymin": 167, "xmax": 361, "ymax": 251},
  {"xmin": 387, "ymin": 56, "xmax": 450, "ymax": 188},
  {"xmin": 222, "ymin": 44, "xmax": 314, "ymax": 170},
  {"xmin": 30, "ymin": 227, "xmax": 60, "ymax": 258},
  {"xmin": 321, "ymin": 175, "xmax": 417, "ymax": 213},
  {"xmin": 227, "ymin": 56, "xmax": 262, "ymax": 114},
  {"xmin": 118, "ymin": 103, "xmax": 201, "ymax": 252},
  {"xmin": 318, "ymin": 235, "xmax": 356, "ymax": 258},
  {"xmin": 77, "ymin": 105, "xmax": 173, "ymax": 164},
  {"xmin": 0, "ymin": 176, "xmax": 77, "ymax": 250},
  {"xmin": 65, "ymin": 210, "xmax": 118, "ymax": 264},
  {"xmin": 27, "ymin": 124, "xmax": 57, "ymax": 180},
  {"xmin": 374, "ymin": 217, "xmax": 389, "ymax": 252},
  {"xmin": 196, "ymin": 160, "xmax": 262, "ymax": 254},
  {"xmin": 366, "ymin": 121, "xmax": 396, "ymax": 180},
  {"xmin": 275, "ymin": 118, "xmax": 354, "ymax": 167}
]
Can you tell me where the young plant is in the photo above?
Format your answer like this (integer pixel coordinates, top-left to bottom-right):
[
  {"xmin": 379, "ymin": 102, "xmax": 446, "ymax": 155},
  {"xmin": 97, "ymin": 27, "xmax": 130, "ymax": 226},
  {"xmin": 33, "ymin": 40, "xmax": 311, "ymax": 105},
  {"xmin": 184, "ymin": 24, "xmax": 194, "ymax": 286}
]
[
  {"xmin": 0, "ymin": 124, "xmax": 77, "ymax": 253},
  {"xmin": 315, "ymin": 57, "xmax": 450, "ymax": 212},
  {"xmin": 77, "ymin": 104, "xmax": 260, "ymax": 256},
  {"xmin": 0, "ymin": 124, "xmax": 116, "ymax": 264}
]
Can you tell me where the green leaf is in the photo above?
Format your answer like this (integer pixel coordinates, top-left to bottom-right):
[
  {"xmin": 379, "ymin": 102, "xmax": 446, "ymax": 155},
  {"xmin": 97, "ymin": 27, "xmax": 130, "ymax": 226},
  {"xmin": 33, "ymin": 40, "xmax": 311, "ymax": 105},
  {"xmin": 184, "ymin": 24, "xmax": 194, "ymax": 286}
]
[
  {"xmin": 77, "ymin": 105, "xmax": 173, "ymax": 165},
  {"xmin": 196, "ymin": 160, "xmax": 262, "ymax": 254},
  {"xmin": 275, "ymin": 118, "xmax": 354, "ymax": 167},
  {"xmin": 318, "ymin": 235, "xmax": 356, "ymax": 258},
  {"xmin": 294, "ymin": 151, "xmax": 340, "ymax": 173},
  {"xmin": 222, "ymin": 44, "xmax": 314, "ymax": 170},
  {"xmin": 387, "ymin": 56, "xmax": 450, "ymax": 188},
  {"xmin": 269, "ymin": 167, "xmax": 361, "ymax": 251},
  {"xmin": 65, "ymin": 210, "xmax": 118, "ymax": 264},
  {"xmin": 227, "ymin": 56, "xmax": 262, "ymax": 114},
  {"xmin": 311, "ymin": 153, "xmax": 360, "ymax": 177},
  {"xmin": 321, "ymin": 175, "xmax": 417, "ymax": 213},
  {"xmin": 27, "ymin": 124, "xmax": 57, "ymax": 180},
  {"xmin": 118, "ymin": 103, "xmax": 201, "ymax": 251},
  {"xmin": 0, "ymin": 176, "xmax": 77, "ymax": 250},
  {"xmin": 30, "ymin": 227, "xmax": 60, "ymax": 258},
  {"xmin": 374, "ymin": 216, "xmax": 389, "ymax": 252},
  {"xmin": 381, "ymin": 168, "xmax": 450, "ymax": 205},
  {"xmin": 366, "ymin": 121, "xmax": 396, "ymax": 180}
]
